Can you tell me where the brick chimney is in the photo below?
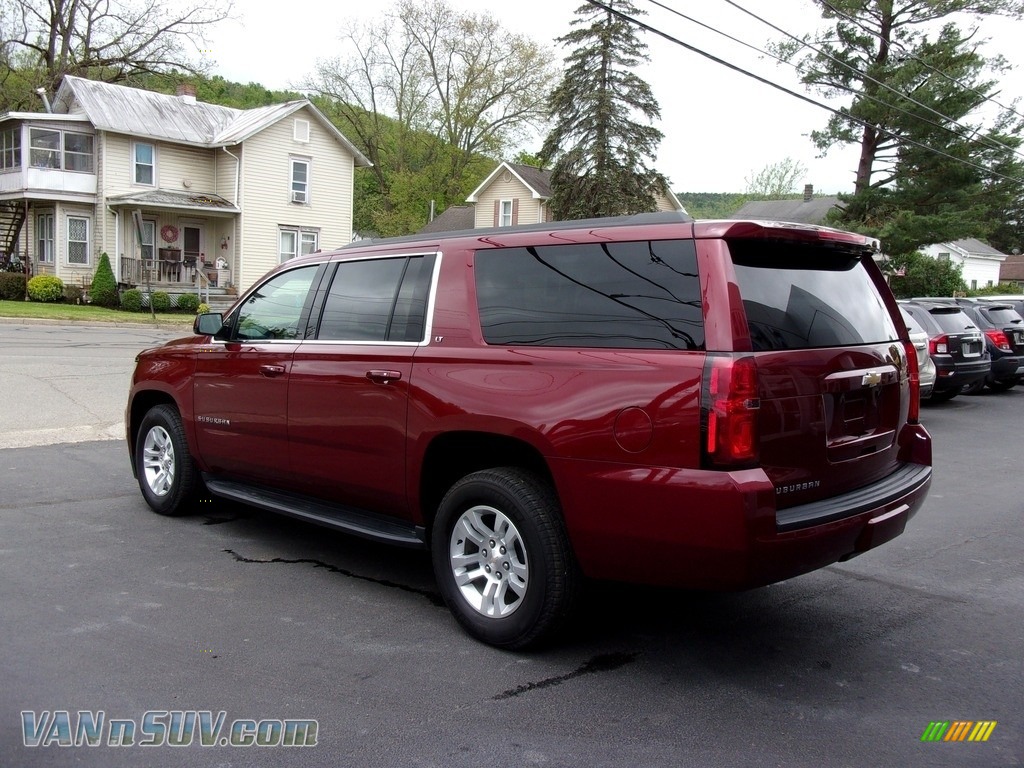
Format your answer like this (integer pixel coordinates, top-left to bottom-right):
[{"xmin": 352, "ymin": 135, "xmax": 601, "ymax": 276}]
[
  {"xmin": 176, "ymin": 83, "xmax": 197, "ymax": 105},
  {"xmin": 803, "ymin": 184, "xmax": 814, "ymax": 202}
]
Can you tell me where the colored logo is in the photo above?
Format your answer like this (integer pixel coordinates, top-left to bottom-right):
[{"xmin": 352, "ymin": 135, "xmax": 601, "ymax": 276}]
[{"xmin": 921, "ymin": 721, "xmax": 997, "ymax": 742}]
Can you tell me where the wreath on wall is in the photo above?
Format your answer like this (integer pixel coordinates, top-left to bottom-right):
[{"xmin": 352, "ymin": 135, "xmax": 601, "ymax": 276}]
[{"xmin": 160, "ymin": 224, "xmax": 179, "ymax": 244}]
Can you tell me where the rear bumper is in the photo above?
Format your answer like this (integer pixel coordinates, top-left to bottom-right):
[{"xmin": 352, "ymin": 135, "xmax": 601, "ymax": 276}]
[
  {"xmin": 989, "ymin": 354, "xmax": 1021, "ymax": 381},
  {"xmin": 553, "ymin": 444, "xmax": 931, "ymax": 590},
  {"xmin": 932, "ymin": 358, "xmax": 989, "ymax": 392}
]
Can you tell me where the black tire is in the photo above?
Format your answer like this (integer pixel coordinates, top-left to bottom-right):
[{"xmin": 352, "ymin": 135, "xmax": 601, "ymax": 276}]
[
  {"xmin": 431, "ymin": 468, "xmax": 581, "ymax": 650},
  {"xmin": 134, "ymin": 404, "xmax": 200, "ymax": 516},
  {"xmin": 962, "ymin": 379, "xmax": 986, "ymax": 395},
  {"xmin": 987, "ymin": 378, "xmax": 1019, "ymax": 392},
  {"xmin": 928, "ymin": 387, "xmax": 960, "ymax": 402}
]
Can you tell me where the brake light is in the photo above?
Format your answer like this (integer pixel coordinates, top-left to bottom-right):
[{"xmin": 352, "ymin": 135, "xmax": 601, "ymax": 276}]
[
  {"xmin": 929, "ymin": 334, "xmax": 949, "ymax": 355},
  {"xmin": 701, "ymin": 354, "xmax": 759, "ymax": 467},
  {"xmin": 984, "ymin": 329, "xmax": 1012, "ymax": 351},
  {"xmin": 902, "ymin": 340, "xmax": 920, "ymax": 424}
]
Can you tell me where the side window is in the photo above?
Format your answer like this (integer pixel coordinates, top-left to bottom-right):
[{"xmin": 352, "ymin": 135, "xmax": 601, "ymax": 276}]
[
  {"xmin": 317, "ymin": 255, "xmax": 435, "ymax": 342},
  {"xmin": 475, "ymin": 240, "xmax": 704, "ymax": 350},
  {"xmin": 233, "ymin": 266, "xmax": 318, "ymax": 341}
]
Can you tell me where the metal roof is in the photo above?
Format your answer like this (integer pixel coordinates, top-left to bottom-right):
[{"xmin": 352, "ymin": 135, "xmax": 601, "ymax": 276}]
[
  {"xmin": 51, "ymin": 76, "xmax": 370, "ymax": 166},
  {"xmin": 106, "ymin": 189, "xmax": 240, "ymax": 215}
]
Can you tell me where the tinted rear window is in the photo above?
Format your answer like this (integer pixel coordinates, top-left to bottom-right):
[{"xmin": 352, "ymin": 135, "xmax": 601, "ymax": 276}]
[
  {"xmin": 981, "ymin": 306, "xmax": 1024, "ymax": 326},
  {"xmin": 729, "ymin": 243, "xmax": 899, "ymax": 350},
  {"xmin": 475, "ymin": 240, "xmax": 704, "ymax": 350},
  {"xmin": 925, "ymin": 308, "xmax": 977, "ymax": 334}
]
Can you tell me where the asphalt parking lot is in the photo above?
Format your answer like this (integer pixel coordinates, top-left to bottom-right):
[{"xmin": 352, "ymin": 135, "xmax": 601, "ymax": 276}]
[{"xmin": 0, "ymin": 322, "xmax": 1021, "ymax": 767}]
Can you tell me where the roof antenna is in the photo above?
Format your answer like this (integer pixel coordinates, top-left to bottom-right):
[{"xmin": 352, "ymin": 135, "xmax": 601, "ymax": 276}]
[{"xmin": 35, "ymin": 87, "xmax": 52, "ymax": 113}]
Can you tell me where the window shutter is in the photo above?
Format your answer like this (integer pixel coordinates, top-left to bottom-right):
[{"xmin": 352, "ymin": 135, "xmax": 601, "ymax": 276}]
[
  {"xmin": 512, "ymin": 199, "xmax": 519, "ymax": 226},
  {"xmin": 493, "ymin": 200, "xmax": 500, "ymax": 227}
]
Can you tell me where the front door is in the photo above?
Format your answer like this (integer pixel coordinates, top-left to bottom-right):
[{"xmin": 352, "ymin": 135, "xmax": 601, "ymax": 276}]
[
  {"xmin": 192, "ymin": 264, "xmax": 321, "ymax": 483},
  {"xmin": 182, "ymin": 224, "xmax": 204, "ymax": 280}
]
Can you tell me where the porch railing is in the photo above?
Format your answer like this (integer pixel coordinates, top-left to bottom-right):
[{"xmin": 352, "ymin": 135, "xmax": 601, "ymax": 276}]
[{"xmin": 119, "ymin": 254, "xmax": 210, "ymax": 304}]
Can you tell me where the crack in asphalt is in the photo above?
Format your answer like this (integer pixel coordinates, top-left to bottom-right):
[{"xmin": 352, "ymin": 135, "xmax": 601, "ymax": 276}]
[
  {"xmin": 222, "ymin": 548, "xmax": 444, "ymax": 607},
  {"xmin": 492, "ymin": 652, "xmax": 640, "ymax": 700}
]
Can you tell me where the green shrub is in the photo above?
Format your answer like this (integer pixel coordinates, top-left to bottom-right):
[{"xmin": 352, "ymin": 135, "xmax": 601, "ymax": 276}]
[
  {"xmin": 176, "ymin": 293, "xmax": 200, "ymax": 313},
  {"xmin": 197, "ymin": 302, "xmax": 211, "ymax": 315},
  {"xmin": 150, "ymin": 291, "xmax": 172, "ymax": 312},
  {"xmin": 63, "ymin": 285, "xmax": 83, "ymax": 304},
  {"xmin": 0, "ymin": 272, "xmax": 26, "ymax": 300},
  {"xmin": 91, "ymin": 253, "xmax": 118, "ymax": 307},
  {"xmin": 27, "ymin": 275, "xmax": 64, "ymax": 302},
  {"xmin": 121, "ymin": 288, "xmax": 144, "ymax": 312}
]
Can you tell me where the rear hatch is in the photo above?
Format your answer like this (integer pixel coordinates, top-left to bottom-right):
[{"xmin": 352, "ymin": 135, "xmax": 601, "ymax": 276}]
[
  {"xmin": 924, "ymin": 306, "xmax": 986, "ymax": 361},
  {"xmin": 980, "ymin": 304, "xmax": 1024, "ymax": 355},
  {"xmin": 726, "ymin": 238, "xmax": 908, "ymax": 508}
]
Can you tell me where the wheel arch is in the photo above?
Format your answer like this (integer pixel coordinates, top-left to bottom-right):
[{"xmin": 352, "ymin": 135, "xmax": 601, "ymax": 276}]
[
  {"xmin": 418, "ymin": 432, "xmax": 556, "ymax": 532},
  {"xmin": 128, "ymin": 390, "xmax": 182, "ymax": 475}
]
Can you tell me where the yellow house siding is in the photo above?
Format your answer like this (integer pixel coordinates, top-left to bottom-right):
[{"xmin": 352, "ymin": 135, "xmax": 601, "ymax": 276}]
[
  {"xmin": 236, "ymin": 109, "xmax": 355, "ymax": 291},
  {"xmin": 474, "ymin": 176, "xmax": 544, "ymax": 228}
]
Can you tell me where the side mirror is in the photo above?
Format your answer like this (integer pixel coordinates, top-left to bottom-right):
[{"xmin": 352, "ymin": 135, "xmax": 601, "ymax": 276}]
[{"xmin": 193, "ymin": 312, "xmax": 224, "ymax": 336}]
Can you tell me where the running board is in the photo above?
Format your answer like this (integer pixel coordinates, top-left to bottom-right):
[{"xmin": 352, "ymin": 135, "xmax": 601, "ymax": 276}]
[{"xmin": 202, "ymin": 477, "xmax": 427, "ymax": 549}]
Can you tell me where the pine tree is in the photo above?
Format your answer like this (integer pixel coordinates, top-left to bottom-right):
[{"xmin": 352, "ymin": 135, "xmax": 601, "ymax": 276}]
[
  {"xmin": 540, "ymin": 0, "xmax": 668, "ymax": 220},
  {"xmin": 91, "ymin": 253, "xmax": 118, "ymax": 308}
]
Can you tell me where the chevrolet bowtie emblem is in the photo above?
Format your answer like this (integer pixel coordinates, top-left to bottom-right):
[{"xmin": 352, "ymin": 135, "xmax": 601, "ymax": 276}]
[{"xmin": 862, "ymin": 371, "xmax": 883, "ymax": 386}]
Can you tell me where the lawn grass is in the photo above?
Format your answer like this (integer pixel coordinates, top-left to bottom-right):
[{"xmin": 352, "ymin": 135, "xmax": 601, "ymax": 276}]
[{"xmin": 0, "ymin": 300, "xmax": 195, "ymax": 325}]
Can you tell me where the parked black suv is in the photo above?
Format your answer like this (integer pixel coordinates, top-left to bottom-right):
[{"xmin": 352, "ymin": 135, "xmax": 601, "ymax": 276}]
[
  {"xmin": 954, "ymin": 299, "xmax": 1024, "ymax": 392},
  {"xmin": 899, "ymin": 300, "xmax": 990, "ymax": 401}
]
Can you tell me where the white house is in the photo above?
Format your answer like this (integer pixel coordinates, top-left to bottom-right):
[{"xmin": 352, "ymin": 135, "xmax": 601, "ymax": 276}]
[
  {"xmin": 0, "ymin": 77, "xmax": 370, "ymax": 299},
  {"xmin": 921, "ymin": 239, "xmax": 1008, "ymax": 292}
]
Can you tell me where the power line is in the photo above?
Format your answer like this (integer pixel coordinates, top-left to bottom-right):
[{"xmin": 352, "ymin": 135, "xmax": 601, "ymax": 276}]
[
  {"xmin": 580, "ymin": 0, "xmax": 1023, "ymax": 187},
  {"xmin": 815, "ymin": 0, "xmax": 1024, "ymax": 125},
  {"xmin": 643, "ymin": 0, "xmax": 1016, "ymax": 164},
  {"xmin": 716, "ymin": 0, "xmax": 1024, "ymax": 163}
]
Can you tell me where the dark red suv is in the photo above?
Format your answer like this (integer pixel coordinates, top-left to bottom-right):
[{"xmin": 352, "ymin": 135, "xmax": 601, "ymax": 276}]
[{"xmin": 127, "ymin": 214, "xmax": 932, "ymax": 648}]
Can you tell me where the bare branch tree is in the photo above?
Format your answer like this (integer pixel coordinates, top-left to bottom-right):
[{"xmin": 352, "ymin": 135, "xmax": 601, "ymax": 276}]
[{"xmin": 0, "ymin": 0, "xmax": 233, "ymax": 97}]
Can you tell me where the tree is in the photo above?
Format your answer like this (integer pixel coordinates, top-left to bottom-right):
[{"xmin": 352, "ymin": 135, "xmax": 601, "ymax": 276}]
[
  {"xmin": 0, "ymin": 0, "xmax": 233, "ymax": 109},
  {"xmin": 744, "ymin": 157, "xmax": 808, "ymax": 197},
  {"xmin": 885, "ymin": 251, "xmax": 967, "ymax": 298},
  {"xmin": 778, "ymin": 0, "xmax": 1024, "ymax": 255},
  {"xmin": 540, "ymin": 0, "xmax": 667, "ymax": 220},
  {"xmin": 305, "ymin": 0, "xmax": 556, "ymax": 236},
  {"xmin": 90, "ymin": 252, "xmax": 118, "ymax": 307}
]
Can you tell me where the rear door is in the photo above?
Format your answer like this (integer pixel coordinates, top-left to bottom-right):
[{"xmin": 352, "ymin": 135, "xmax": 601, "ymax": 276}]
[
  {"xmin": 286, "ymin": 253, "xmax": 437, "ymax": 517},
  {"xmin": 725, "ymin": 239, "xmax": 906, "ymax": 506}
]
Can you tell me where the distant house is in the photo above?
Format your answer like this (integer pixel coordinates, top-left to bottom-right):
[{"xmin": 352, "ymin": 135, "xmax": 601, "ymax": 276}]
[
  {"xmin": 921, "ymin": 239, "xmax": 1009, "ymax": 292},
  {"xmin": 420, "ymin": 161, "xmax": 685, "ymax": 233},
  {"xmin": 999, "ymin": 252, "xmax": 1024, "ymax": 289},
  {"xmin": 730, "ymin": 185, "xmax": 841, "ymax": 225},
  {"xmin": 0, "ymin": 76, "xmax": 369, "ymax": 298}
]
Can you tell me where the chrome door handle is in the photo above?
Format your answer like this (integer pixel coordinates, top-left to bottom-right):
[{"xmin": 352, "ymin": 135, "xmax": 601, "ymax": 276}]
[
  {"xmin": 259, "ymin": 364, "xmax": 286, "ymax": 377},
  {"xmin": 366, "ymin": 370, "xmax": 402, "ymax": 384}
]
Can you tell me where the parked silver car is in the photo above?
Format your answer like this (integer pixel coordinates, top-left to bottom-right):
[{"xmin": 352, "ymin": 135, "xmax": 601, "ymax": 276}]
[{"xmin": 900, "ymin": 306, "xmax": 937, "ymax": 400}]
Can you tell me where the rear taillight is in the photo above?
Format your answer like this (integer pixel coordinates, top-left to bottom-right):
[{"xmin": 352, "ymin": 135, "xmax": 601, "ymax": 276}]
[
  {"xmin": 701, "ymin": 354, "xmax": 759, "ymax": 468},
  {"xmin": 984, "ymin": 329, "xmax": 1012, "ymax": 352},
  {"xmin": 902, "ymin": 340, "xmax": 920, "ymax": 424},
  {"xmin": 929, "ymin": 334, "xmax": 949, "ymax": 355}
]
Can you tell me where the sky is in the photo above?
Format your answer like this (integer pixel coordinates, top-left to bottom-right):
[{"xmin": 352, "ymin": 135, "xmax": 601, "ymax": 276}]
[{"xmin": 207, "ymin": 0, "xmax": 1024, "ymax": 195}]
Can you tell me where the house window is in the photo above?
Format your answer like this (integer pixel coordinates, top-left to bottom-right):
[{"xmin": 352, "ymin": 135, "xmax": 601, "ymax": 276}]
[
  {"xmin": 1, "ymin": 128, "xmax": 20, "ymax": 170},
  {"xmin": 279, "ymin": 227, "xmax": 318, "ymax": 264},
  {"xmin": 36, "ymin": 213, "xmax": 54, "ymax": 263},
  {"xmin": 290, "ymin": 159, "xmax": 309, "ymax": 204},
  {"xmin": 63, "ymin": 132, "xmax": 94, "ymax": 172},
  {"xmin": 66, "ymin": 216, "xmax": 90, "ymax": 265},
  {"xmin": 294, "ymin": 119, "xmax": 310, "ymax": 143},
  {"xmin": 970, "ymin": 279, "xmax": 977, "ymax": 290},
  {"xmin": 134, "ymin": 142, "xmax": 155, "ymax": 185},
  {"xmin": 29, "ymin": 129, "xmax": 61, "ymax": 168},
  {"xmin": 937, "ymin": 252, "xmax": 950, "ymax": 262},
  {"xmin": 499, "ymin": 200, "xmax": 513, "ymax": 227}
]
